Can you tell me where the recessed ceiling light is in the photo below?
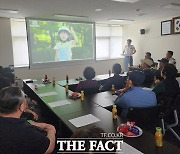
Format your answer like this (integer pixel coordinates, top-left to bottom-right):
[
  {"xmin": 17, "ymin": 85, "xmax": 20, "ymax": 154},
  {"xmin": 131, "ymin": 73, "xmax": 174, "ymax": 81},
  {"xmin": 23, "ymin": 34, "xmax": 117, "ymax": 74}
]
[
  {"xmin": 95, "ymin": 9, "xmax": 102, "ymax": 12},
  {"xmin": 108, "ymin": 19, "xmax": 134, "ymax": 22},
  {"xmin": 161, "ymin": 3, "xmax": 180, "ymax": 10},
  {"xmin": 0, "ymin": 9, "xmax": 18, "ymax": 14},
  {"xmin": 112, "ymin": 0, "xmax": 141, "ymax": 3},
  {"xmin": 54, "ymin": 14, "xmax": 88, "ymax": 19}
]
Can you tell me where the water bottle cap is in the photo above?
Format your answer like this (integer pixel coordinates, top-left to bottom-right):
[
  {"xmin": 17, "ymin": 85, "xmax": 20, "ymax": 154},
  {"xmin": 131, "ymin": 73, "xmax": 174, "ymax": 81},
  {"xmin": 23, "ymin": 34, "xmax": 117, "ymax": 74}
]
[
  {"xmin": 156, "ymin": 127, "xmax": 162, "ymax": 132},
  {"xmin": 113, "ymin": 105, "xmax": 116, "ymax": 108}
]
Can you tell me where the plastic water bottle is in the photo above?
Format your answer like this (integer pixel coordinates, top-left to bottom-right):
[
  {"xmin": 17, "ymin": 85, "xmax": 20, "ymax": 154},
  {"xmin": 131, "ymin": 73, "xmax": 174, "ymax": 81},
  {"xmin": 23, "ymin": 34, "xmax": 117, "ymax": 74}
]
[
  {"xmin": 112, "ymin": 85, "xmax": 115, "ymax": 95},
  {"xmin": 112, "ymin": 105, "xmax": 118, "ymax": 119},
  {"xmin": 81, "ymin": 91, "xmax": 84, "ymax": 101},
  {"xmin": 155, "ymin": 127, "xmax": 163, "ymax": 147},
  {"xmin": 65, "ymin": 84, "xmax": 69, "ymax": 93},
  {"xmin": 53, "ymin": 77, "xmax": 55, "ymax": 86}
]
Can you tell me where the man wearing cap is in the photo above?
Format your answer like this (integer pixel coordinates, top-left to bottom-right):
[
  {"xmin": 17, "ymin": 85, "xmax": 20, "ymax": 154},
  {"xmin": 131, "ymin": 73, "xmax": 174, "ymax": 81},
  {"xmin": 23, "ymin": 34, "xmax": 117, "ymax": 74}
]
[
  {"xmin": 165, "ymin": 51, "xmax": 176, "ymax": 66},
  {"xmin": 123, "ymin": 39, "xmax": 136, "ymax": 72},
  {"xmin": 154, "ymin": 58, "xmax": 169, "ymax": 81},
  {"xmin": 141, "ymin": 59, "xmax": 154, "ymax": 87},
  {"xmin": 115, "ymin": 70, "xmax": 157, "ymax": 118}
]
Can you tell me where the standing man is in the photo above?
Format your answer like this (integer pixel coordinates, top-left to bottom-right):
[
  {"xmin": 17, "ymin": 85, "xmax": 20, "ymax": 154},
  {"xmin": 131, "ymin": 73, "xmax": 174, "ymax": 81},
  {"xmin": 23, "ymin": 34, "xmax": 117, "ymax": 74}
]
[
  {"xmin": 165, "ymin": 50, "xmax": 176, "ymax": 66},
  {"xmin": 123, "ymin": 39, "xmax": 136, "ymax": 72}
]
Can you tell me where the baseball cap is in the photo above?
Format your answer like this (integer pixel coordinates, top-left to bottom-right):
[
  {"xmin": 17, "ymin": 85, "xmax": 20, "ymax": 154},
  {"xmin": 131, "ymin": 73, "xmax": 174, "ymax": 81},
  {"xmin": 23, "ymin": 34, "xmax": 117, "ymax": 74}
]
[
  {"xmin": 157, "ymin": 58, "xmax": 169, "ymax": 63},
  {"xmin": 141, "ymin": 59, "xmax": 153, "ymax": 67},
  {"xmin": 128, "ymin": 70, "xmax": 145, "ymax": 85},
  {"xmin": 58, "ymin": 26, "xmax": 70, "ymax": 33}
]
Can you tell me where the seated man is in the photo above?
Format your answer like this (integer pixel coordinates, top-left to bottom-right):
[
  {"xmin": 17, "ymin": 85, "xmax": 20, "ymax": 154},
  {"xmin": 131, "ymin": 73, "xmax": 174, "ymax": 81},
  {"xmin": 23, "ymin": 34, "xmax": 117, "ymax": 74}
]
[
  {"xmin": 141, "ymin": 59, "xmax": 154, "ymax": 87},
  {"xmin": 115, "ymin": 70, "xmax": 157, "ymax": 118},
  {"xmin": 0, "ymin": 86, "xmax": 56, "ymax": 153},
  {"xmin": 75, "ymin": 66, "xmax": 100, "ymax": 93},
  {"xmin": 154, "ymin": 58, "xmax": 169, "ymax": 81},
  {"xmin": 0, "ymin": 73, "xmax": 39, "ymax": 121},
  {"xmin": 165, "ymin": 50, "xmax": 176, "ymax": 66},
  {"xmin": 153, "ymin": 64, "xmax": 179, "ymax": 98},
  {"xmin": 99, "ymin": 63, "xmax": 126, "ymax": 91},
  {"xmin": 145, "ymin": 52, "xmax": 154, "ymax": 65}
]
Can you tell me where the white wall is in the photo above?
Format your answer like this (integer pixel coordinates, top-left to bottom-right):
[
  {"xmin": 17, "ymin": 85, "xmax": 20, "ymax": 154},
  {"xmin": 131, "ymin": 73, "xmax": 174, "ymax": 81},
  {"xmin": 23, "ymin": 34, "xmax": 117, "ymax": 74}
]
[
  {"xmin": 122, "ymin": 17, "xmax": 180, "ymax": 69},
  {"xmin": 0, "ymin": 18, "xmax": 14, "ymax": 66},
  {"xmin": 14, "ymin": 59, "xmax": 123, "ymax": 80},
  {"xmin": 0, "ymin": 18, "xmax": 124, "ymax": 80}
]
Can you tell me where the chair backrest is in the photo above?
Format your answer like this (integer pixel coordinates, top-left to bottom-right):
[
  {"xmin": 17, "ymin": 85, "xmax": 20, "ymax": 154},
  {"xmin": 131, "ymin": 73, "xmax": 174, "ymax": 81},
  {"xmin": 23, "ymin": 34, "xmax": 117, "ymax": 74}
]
[
  {"xmin": 83, "ymin": 87, "xmax": 100, "ymax": 95},
  {"xmin": 127, "ymin": 106, "xmax": 159, "ymax": 129}
]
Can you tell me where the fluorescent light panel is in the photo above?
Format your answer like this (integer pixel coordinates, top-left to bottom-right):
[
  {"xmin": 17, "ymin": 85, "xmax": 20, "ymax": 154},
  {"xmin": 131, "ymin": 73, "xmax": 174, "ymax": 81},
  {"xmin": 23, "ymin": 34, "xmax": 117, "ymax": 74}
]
[
  {"xmin": 112, "ymin": 0, "xmax": 141, "ymax": 3},
  {"xmin": 108, "ymin": 19, "xmax": 134, "ymax": 22},
  {"xmin": 54, "ymin": 14, "xmax": 88, "ymax": 19},
  {"xmin": 161, "ymin": 3, "xmax": 180, "ymax": 10},
  {"xmin": 0, "ymin": 9, "xmax": 18, "ymax": 14},
  {"xmin": 95, "ymin": 9, "xmax": 102, "ymax": 12}
]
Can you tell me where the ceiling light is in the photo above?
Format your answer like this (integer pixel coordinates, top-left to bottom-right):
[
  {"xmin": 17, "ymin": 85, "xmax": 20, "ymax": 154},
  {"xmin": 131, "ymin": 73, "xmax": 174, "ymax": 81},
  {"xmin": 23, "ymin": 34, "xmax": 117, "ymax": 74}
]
[
  {"xmin": 108, "ymin": 19, "xmax": 134, "ymax": 22},
  {"xmin": 161, "ymin": 3, "xmax": 180, "ymax": 10},
  {"xmin": 54, "ymin": 14, "xmax": 88, "ymax": 19},
  {"xmin": 0, "ymin": 9, "xmax": 18, "ymax": 14},
  {"xmin": 112, "ymin": 0, "xmax": 141, "ymax": 3},
  {"xmin": 95, "ymin": 9, "xmax": 102, "ymax": 12}
]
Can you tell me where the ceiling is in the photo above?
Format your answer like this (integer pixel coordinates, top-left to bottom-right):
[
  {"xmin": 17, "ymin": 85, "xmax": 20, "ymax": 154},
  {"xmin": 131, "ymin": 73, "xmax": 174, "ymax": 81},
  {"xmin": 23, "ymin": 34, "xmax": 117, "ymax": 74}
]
[{"xmin": 0, "ymin": 0, "xmax": 180, "ymax": 25}]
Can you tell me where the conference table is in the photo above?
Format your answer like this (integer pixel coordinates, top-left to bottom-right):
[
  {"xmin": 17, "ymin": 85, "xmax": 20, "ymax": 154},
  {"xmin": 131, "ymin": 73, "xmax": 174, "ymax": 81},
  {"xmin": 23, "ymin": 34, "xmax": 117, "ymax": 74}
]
[{"xmin": 23, "ymin": 78, "xmax": 180, "ymax": 154}]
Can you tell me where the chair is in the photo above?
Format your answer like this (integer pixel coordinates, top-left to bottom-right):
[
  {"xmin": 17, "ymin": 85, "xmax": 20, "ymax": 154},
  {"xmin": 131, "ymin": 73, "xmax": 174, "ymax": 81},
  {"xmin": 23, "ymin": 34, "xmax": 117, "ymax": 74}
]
[
  {"xmin": 159, "ymin": 95, "xmax": 180, "ymax": 142},
  {"xmin": 82, "ymin": 87, "xmax": 100, "ymax": 95},
  {"xmin": 126, "ymin": 106, "xmax": 159, "ymax": 130}
]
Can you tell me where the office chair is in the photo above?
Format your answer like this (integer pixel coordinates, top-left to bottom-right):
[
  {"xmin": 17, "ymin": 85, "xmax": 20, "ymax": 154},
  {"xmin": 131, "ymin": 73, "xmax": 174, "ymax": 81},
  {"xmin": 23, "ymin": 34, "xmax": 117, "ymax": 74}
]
[
  {"xmin": 126, "ymin": 106, "xmax": 159, "ymax": 131},
  {"xmin": 159, "ymin": 95, "xmax": 180, "ymax": 142}
]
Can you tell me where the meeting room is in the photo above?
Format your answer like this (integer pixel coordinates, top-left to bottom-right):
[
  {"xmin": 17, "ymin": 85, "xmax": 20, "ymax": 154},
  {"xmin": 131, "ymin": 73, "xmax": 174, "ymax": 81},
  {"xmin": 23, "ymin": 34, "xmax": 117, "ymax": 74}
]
[{"xmin": 0, "ymin": 0, "xmax": 180, "ymax": 153}]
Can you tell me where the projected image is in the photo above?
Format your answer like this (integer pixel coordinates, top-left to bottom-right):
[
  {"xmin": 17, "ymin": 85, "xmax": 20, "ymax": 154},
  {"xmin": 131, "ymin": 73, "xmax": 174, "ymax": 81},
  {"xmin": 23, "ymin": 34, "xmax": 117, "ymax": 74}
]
[{"xmin": 27, "ymin": 19, "xmax": 94, "ymax": 63}]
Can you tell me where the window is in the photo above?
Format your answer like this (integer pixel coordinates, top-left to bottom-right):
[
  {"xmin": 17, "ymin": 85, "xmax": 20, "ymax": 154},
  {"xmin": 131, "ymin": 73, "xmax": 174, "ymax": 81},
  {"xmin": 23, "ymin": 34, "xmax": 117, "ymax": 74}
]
[
  {"xmin": 96, "ymin": 25, "xmax": 123, "ymax": 60},
  {"xmin": 10, "ymin": 18, "xmax": 29, "ymax": 67}
]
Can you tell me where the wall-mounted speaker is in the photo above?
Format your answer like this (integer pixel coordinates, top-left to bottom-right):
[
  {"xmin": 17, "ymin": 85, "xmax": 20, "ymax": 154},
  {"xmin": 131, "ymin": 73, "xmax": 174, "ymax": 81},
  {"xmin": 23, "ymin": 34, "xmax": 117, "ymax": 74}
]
[{"xmin": 140, "ymin": 29, "xmax": 145, "ymax": 34}]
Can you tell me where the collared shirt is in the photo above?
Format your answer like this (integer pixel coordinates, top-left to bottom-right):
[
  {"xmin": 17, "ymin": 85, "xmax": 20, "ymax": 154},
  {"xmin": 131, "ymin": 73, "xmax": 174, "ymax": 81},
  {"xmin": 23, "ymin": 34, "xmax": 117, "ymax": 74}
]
[
  {"xmin": 123, "ymin": 45, "xmax": 136, "ymax": 56},
  {"xmin": 168, "ymin": 57, "xmax": 176, "ymax": 66},
  {"xmin": 115, "ymin": 87, "xmax": 157, "ymax": 118}
]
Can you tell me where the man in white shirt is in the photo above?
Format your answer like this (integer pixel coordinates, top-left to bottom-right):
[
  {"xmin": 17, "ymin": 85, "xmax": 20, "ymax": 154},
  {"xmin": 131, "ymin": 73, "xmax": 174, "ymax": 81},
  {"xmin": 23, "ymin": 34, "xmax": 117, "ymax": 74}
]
[
  {"xmin": 123, "ymin": 39, "xmax": 136, "ymax": 72},
  {"xmin": 166, "ymin": 50, "xmax": 176, "ymax": 66}
]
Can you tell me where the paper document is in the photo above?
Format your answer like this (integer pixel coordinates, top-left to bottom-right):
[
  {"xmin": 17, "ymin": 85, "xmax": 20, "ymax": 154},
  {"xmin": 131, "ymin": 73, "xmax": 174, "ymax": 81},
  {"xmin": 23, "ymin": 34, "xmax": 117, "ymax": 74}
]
[
  {"xmin": 120, "ymin": 72, "xmax": 127, "ymax": 77},
  {"xmin": 69, "ymin": 114, "xmax": 100, "ymax": 128},
  {"xmin": 48, "ymin": 100, "xmax": 71, "ymax": 108},
  {"xmin": 106, "ymin": 95, "xmax": 118, "ymax": 102},
  {"xmin": 39, "ymin": 91, "xmax": 58, "ymax": 97},
  {"xmin": 36, "ymin": 84, "xmax": 45, "ymax": 87},
  {"xmin": 116, "ymin": 142, "xmax": 143, "ymax": 154}
]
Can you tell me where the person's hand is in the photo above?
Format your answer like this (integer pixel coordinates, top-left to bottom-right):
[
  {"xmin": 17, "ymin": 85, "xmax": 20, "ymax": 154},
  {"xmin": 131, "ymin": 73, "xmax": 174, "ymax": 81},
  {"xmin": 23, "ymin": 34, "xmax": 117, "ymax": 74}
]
[
  {"xmin": 116, "ymin": 88, "xmax": 126, "ymax": 96},
  {"xmin": 31, "ymin": 122, "xmax": 46, "ymax": 129},
  {"xmin": 44, "ymin": 124, "xmax": 56, "ymax": 134},
  {"xmin": 155, "ymin": 79, "xmax": 160, "ymax": 84},
  {"xmin": 31, "ymin": 99, "xmax": 38, "ymax": 105},
  {"xmin": 32, "ymin": 111, "xmax": 38, "ymax": 121},
  {"xmin": 70, "ymin": 27, "xmax": 74, "ymax": 33}
]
